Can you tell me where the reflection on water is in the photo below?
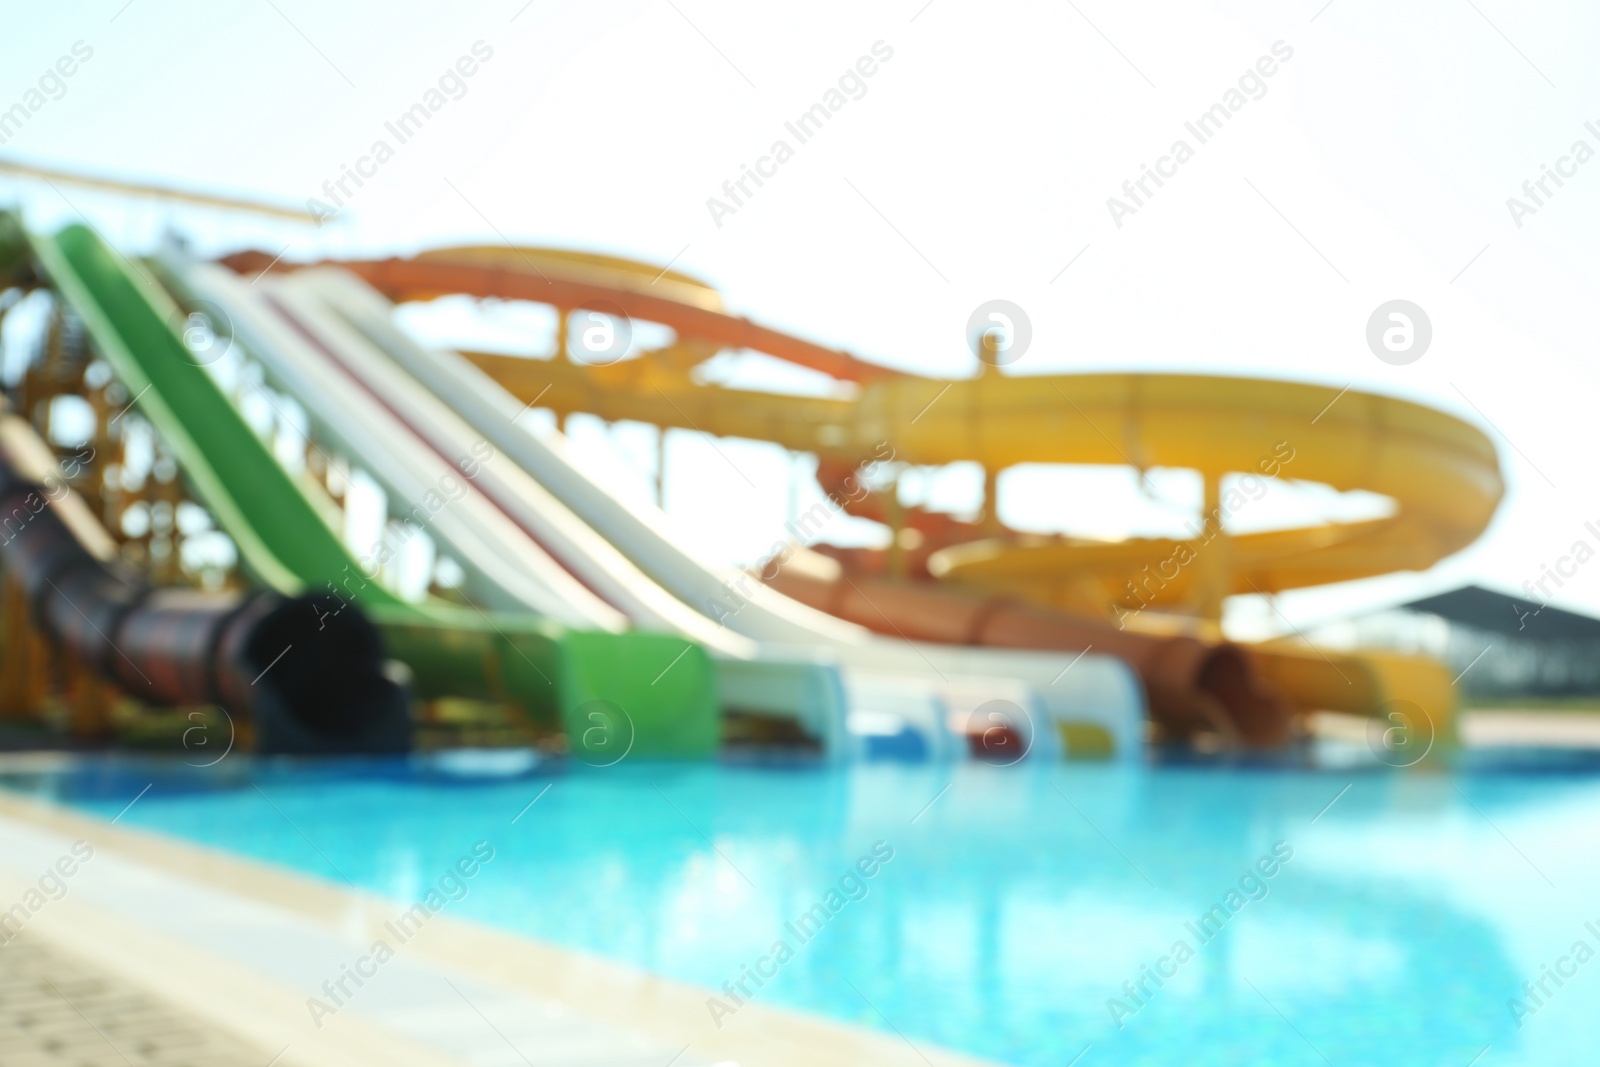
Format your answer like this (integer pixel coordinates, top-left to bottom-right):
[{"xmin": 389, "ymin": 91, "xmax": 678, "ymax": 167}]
[{"xmin": 6, "ymin": 755, "xmax": 1597, "ymax": 1066}]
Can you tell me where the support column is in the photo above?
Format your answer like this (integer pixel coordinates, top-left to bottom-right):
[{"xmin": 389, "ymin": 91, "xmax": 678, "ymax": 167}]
[
  {"xmin": 655, "ymin": 425, "xmax": 667, "ymax": 507},
  {"xmin": 982, "ymin": 465, "xmax": 1002, "ymax": 535},
  {"xmin": 1191, "ymin": 473, "xmax": 1232, "ymax": 626},
  {"xmin": 886, "ymin": 471, "xmax": 906, "ymax": 580}
]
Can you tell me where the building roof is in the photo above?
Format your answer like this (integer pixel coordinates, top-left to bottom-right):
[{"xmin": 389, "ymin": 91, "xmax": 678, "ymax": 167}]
[{"xmin": 1403, "ymin": 585, "xmax": 1600, "ymax": 642}]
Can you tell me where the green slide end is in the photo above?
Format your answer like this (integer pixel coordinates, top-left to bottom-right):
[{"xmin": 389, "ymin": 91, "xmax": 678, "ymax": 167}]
[{"xmin": 19, "ymin": 218, "xmax": 717, "ymax": 757}]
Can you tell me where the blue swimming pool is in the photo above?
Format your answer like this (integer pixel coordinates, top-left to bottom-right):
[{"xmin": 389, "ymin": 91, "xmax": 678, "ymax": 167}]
[{"xmin": 8, "ymin": 752, "xmax": 1598, "ymax": 1066}]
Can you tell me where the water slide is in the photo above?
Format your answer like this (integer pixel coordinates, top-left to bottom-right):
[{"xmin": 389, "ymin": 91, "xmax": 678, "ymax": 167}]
[
  {"xmin": 221, "ymin": 246, "xmax": 1503, "ymax": 738},
  {"xmin": 0, "ymin": 402, "xmax": 409, "ymax": 751},
  {"xmin": 165, "ymin": 255, "xmax": 1145, "ymax": 759},
  {"xmin": 299, "ymin": 266, "xmax": 1146, "ymax": 752},
  {"xmin": 11, "ymin": 218, "xmax": 719, "ymax": 757}
]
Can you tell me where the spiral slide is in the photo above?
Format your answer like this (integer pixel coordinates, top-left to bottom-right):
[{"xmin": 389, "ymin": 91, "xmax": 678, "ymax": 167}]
[
  {"xmin": 165, "ymin": 255, "xmax": 1145, "ymax": 760},
  {"xmin": 14, "ymin": 219, "xmax": 719, "ymax": 757}
]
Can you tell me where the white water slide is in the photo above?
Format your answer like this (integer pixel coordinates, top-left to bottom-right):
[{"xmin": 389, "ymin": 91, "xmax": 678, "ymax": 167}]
[{"xmin": 168, "ymin": 255, "xmax": 1144, "ymax": 760}]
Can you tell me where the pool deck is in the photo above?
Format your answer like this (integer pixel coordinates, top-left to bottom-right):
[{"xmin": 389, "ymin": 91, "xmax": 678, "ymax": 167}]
[{"xmin": 0, "ymin": 785, "xmax": 1002, "ymax": 1067}]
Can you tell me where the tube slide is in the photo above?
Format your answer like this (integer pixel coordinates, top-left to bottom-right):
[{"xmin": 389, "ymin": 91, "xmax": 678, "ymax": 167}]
[
  {"xmin": 766, "ymin": 550, "xmax": 1288, "ymax": 744},
  {"xmin": 0, "ymin": 407, "xmax": 410, "ymax": 752},
  {"xmin": 17, "ymin": 220, "xmax": 718, "ymax": 758}
]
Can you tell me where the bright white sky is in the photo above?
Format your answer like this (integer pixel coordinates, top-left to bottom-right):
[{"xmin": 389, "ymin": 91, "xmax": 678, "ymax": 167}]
[{"xmin": 2, "ymin": 0, "xmax": 1596, "ymax": 639}]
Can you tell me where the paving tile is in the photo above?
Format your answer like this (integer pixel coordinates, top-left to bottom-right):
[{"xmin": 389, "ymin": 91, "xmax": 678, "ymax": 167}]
[{"xmin": 0, "ymin": 934, "xmax": 270, "ymax": 1066}]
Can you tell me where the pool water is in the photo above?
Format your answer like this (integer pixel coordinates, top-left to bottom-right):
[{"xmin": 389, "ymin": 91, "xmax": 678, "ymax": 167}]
[{"xmin": 7, "ymin": 753, "xmax": 1599, "ymax": 1066}]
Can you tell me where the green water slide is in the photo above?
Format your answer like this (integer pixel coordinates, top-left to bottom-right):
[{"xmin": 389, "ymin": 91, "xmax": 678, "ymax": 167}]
[{"xmin": 10, "ymin": 216, "xmax": 717, "ymax": 758}]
